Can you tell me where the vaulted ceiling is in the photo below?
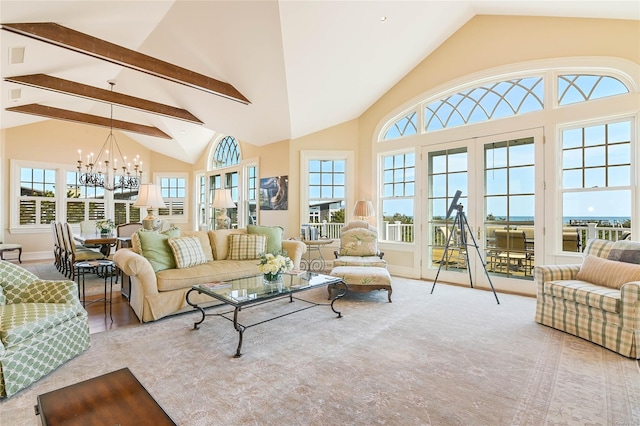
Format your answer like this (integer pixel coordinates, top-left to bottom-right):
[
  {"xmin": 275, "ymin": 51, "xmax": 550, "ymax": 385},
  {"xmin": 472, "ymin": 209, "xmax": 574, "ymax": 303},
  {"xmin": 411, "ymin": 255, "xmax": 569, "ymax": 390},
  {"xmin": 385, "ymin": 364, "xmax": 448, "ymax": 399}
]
[{"xmin": 1, "ymin": 1, "xmax": 638, "ymax": 164}]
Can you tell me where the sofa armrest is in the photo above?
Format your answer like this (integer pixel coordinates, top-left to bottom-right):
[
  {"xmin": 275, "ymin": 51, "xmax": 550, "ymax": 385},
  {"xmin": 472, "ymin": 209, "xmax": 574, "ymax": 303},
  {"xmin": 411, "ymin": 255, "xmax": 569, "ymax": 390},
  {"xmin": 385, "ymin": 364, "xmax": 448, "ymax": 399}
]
[
  {"xmin": 282, "ymin": 240, "xmax": 307, "ymax": 270},
  {"xmin": 10, "ymin": 279, "xmax": 79, "ymax": 305},
  {"xmin": 534, "ymin": 264, "xmax": 581, "ymax": 297},
  {"xmin": 620, "ymin": 281, "xmax": 640, "ymax": 330},
  {"xmin": 113, "ymin": 248, "xmax": 159, "ymax": 297}
]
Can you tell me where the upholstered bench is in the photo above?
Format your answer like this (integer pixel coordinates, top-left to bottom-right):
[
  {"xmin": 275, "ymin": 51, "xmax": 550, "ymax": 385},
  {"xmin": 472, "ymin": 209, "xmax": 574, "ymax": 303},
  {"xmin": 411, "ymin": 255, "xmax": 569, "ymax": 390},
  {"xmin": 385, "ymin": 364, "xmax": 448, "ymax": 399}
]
[{"xmin": 329, "ymin": 266, "xmax": 392, "ymax": 302}]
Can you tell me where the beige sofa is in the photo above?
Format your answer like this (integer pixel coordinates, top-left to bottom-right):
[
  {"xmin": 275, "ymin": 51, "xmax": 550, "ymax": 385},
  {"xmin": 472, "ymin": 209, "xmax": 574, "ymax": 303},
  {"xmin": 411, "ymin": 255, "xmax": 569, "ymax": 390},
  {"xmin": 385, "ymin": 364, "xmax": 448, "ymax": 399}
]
[{"xmin": 113, "ymin": 227, "xmax": 306, "ymax": 322}]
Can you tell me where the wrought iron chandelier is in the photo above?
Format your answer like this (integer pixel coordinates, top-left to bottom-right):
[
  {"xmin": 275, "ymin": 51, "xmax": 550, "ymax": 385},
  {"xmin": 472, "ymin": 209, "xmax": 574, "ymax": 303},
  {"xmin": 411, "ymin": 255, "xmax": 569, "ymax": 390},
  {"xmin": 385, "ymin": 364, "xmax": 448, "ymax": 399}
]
[{"xmin": 76, "ymin": 81, "xmax": 141, "ymax": 191}]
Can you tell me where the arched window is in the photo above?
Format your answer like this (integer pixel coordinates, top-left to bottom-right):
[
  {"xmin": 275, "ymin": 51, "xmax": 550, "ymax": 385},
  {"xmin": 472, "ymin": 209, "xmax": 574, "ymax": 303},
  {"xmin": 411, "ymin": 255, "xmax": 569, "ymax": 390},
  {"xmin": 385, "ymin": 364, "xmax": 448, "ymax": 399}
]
[
  {"xmin": 211, "ymin": 136, "xmax": 240, "ymax": 169},
  {"xmin": 381, "ymin": 72, "xmax": 631, "ymax": 141},
  {"xmin": 383, "ymin": 111, "xmax": 417, "ymax": 140},
  {"xmin": 425, "ymin": 77, "xmax": 544, "ymax": 131},
  {"xmin": 558, "ymin": 75, "xmax": 629, "ymax": 105}
]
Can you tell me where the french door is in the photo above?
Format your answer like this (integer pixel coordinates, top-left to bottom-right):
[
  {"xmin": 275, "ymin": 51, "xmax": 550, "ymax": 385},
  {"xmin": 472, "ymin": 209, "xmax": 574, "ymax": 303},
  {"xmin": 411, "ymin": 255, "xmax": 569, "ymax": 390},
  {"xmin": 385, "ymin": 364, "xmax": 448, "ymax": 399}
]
[{"xmin": 421, "ymin": 128, "xmax": 543, "ymax": 293}]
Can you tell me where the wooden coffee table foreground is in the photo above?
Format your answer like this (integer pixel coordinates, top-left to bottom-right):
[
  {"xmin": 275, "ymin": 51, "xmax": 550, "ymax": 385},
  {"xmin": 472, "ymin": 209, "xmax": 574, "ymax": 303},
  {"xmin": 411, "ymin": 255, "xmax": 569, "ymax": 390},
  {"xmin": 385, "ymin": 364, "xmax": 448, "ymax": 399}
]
[{"xmin": 35, "ymin": 367, "xmax": 176, "ymax": 426}]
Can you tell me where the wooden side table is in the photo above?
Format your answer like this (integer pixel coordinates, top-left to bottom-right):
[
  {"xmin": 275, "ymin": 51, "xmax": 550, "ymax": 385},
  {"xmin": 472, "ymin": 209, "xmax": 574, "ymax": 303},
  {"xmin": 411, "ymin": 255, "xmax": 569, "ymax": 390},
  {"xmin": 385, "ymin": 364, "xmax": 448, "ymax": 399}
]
[
  {"xmin": 0, "ymin": 243, "xmax": 22, "ymax": 263},
  {"xmin": 35, "ymin": 367, "xmax": 176, "ymax": 425}
]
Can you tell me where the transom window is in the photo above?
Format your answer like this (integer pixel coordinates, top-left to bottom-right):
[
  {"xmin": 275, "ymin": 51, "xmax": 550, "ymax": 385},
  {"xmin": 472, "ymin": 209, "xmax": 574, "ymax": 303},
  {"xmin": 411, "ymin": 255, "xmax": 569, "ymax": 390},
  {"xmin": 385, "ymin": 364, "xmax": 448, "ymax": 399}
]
[
  {"xmin": 383, "ymin": 111, "xmax": 417, "ymax": 140},
  {"xmin": 425, "ymin": 77, "xmax": 544, "ymax": 132},
  {"xmin": 558, "ymin": 75, "xmax": 629, "ymax": 106},
  {"xmin": 381, "ymin": 72, "xmax": 631, "ymax": 142}
]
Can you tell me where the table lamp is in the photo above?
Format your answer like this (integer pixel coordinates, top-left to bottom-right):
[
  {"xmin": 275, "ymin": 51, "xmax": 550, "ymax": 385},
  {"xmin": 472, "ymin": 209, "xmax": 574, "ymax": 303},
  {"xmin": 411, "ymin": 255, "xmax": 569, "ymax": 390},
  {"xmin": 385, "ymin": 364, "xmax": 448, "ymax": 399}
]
[
  {"xmin": 213, "ymin": 188, "xmax": 236, "ymax": 229},
  {"xmin": 134, "ymin": 183, "xmax": 166, "ymax": 231},
  {"xmin": 353, "ymin": 200, "xmax": 375, "ymax": 221}
]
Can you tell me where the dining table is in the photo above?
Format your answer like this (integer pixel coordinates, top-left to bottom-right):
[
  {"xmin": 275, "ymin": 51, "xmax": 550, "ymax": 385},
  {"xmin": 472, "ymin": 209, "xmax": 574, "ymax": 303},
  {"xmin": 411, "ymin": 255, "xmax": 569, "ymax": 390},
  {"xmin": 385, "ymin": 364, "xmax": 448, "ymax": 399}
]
[{"xmin": 74, "ymin": 233, "xmax": 117, "ymax": 257}]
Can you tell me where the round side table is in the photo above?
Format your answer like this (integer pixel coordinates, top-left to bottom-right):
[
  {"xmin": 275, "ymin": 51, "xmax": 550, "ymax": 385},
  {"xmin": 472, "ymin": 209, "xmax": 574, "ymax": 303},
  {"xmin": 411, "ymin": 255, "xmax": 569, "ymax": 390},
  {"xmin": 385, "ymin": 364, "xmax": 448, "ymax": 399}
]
[{"xmin": 74, "ymin": 259, "xmax": 115, "ymax": 321}]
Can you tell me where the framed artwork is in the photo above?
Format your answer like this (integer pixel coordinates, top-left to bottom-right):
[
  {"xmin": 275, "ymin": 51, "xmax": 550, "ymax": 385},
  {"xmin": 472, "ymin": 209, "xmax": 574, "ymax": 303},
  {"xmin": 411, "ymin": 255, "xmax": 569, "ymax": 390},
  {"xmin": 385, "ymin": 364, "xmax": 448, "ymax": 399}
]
[{"xmin": 260, "ymin": 176, "xmax": 288, "ymax": 210}]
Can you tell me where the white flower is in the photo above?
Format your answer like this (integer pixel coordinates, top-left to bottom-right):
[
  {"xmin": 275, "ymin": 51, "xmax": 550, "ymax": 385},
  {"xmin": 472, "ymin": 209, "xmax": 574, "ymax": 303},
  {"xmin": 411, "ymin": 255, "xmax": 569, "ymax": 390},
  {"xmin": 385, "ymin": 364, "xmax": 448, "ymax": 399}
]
[
  {"xmin": 96, "ymin": 219, "xmax": 115, "ymax": 232},
  {"xmin": 257, "ymin": 251, "xmax": 293, "ymax": 275}
]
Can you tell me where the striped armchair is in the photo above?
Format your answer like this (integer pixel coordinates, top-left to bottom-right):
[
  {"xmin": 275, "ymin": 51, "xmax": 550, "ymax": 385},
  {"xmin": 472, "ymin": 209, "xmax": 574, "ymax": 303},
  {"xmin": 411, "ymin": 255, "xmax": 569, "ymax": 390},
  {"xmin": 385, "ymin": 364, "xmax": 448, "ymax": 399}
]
[{"xmin": 534, "ymin": 238, "xmax": 640, "ymax": 359}]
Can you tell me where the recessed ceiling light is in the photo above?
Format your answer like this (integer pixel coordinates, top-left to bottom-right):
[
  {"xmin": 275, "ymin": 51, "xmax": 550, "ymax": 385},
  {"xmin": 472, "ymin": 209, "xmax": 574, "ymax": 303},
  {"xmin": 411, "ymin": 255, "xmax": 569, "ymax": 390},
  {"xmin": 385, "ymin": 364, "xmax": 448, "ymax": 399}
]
[{"xmin": 380, "ymin": 16, "xmax": 387, "ymax": 23}]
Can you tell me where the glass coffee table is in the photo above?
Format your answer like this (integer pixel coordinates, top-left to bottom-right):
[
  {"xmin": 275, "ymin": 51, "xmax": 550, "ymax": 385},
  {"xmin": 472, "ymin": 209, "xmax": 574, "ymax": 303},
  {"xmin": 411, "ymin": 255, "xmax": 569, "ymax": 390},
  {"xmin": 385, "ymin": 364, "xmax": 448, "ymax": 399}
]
[{"xmin": 185, "ymin": 271, "xmax": 348, "ymax": 357}]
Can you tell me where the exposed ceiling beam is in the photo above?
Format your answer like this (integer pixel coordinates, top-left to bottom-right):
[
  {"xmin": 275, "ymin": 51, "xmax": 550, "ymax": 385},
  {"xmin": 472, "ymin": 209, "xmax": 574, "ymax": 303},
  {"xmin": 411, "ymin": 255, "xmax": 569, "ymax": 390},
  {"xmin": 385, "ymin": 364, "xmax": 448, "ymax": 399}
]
[
  {"xmin": 1, "ymin": 22, "xmax": 251, "ymax": 104},
  {"xmin": 6, "ymin": 104, "xmax": 171, "ymax": 139},
  {"xmin": 5, "ymin": 74, "xmax": 203, "ymax": 124}
]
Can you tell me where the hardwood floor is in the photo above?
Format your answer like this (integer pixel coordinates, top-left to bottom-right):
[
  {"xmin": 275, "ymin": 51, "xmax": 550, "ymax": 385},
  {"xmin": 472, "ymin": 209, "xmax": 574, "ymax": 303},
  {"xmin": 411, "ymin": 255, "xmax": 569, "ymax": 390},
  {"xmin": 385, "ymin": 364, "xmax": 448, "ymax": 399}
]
[{"xmin": 83, "ymin": 291, "xmax": 140, "ymax": 334}]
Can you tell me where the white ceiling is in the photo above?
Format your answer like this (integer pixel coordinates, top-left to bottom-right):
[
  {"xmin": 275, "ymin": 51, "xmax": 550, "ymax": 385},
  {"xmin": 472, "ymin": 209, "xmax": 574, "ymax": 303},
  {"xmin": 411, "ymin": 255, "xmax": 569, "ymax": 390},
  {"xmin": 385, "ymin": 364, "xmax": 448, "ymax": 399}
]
[{"xmin": 1, "ymin": 1, "xmax": 638, "ymax": 164}]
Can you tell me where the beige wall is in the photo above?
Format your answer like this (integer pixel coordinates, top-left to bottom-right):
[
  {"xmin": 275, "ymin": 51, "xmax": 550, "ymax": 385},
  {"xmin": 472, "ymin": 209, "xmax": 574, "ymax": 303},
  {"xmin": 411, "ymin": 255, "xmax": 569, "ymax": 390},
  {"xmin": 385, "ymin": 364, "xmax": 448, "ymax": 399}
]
[{"xmin": 1, "ymin": 15, "xmax": 638, "ymax": 261}]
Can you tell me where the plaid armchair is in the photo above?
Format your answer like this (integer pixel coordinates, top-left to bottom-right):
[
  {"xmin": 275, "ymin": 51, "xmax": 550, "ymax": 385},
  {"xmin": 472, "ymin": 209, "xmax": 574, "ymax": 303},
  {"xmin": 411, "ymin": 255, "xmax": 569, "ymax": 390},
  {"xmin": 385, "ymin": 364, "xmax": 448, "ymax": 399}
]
[
  {"xmin": 0, "ymin": 261, "xmax": 90, "ymax": 398},
  {"xmin": 534, "ymin": 239, "xmax": 640, "ymax": 359}
]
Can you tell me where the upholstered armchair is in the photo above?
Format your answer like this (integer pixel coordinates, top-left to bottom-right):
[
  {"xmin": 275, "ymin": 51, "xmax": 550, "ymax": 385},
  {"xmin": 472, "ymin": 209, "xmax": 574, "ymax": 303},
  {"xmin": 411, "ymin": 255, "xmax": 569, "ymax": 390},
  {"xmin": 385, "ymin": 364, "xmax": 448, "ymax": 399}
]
[
  {"xmin": 330, "ymin": 221, "xmax": 392, "ymax": 302},
  {"xmin": 333, "ymin": 221, "xmax": 387, "ymax": 267},
  {"xmin": 0, "ymin": 261, "xmax": 90, "ymax": 398}
]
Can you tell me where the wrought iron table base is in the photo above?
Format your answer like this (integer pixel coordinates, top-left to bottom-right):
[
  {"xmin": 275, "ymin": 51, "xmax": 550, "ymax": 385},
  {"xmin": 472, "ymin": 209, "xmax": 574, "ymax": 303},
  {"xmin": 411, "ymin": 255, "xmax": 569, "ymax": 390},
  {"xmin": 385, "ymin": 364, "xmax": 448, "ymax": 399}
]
[{"xmin": 186, "ymin": 282, "xmax": 348, "ymax": 358}]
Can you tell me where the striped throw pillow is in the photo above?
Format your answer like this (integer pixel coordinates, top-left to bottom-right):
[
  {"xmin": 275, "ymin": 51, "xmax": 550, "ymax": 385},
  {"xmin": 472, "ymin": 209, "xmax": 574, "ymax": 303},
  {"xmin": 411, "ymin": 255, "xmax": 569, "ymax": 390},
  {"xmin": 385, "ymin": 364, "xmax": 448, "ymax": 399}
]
[
  {"xmin": 168, "ymin": 236, "xmax": 208, "ymax": 269},
  {"xmin": 228, "ymin": 234, "xmax": 267, "ymax": 260},
  {"xmin": 576, "ymin": 254, "xmax": 640, "ymax": 289}
]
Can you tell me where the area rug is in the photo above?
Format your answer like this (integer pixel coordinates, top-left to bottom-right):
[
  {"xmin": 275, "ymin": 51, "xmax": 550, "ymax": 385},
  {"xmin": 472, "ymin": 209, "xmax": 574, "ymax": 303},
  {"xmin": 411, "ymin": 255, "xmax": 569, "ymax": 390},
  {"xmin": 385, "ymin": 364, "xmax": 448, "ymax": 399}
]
[
  {"xmin": 1, "ymin": 278, "xmax": 638, "ymax": 425},
  {"xmin": 19, "ymin": 262, "xmax": 120, "ymax": 296}
]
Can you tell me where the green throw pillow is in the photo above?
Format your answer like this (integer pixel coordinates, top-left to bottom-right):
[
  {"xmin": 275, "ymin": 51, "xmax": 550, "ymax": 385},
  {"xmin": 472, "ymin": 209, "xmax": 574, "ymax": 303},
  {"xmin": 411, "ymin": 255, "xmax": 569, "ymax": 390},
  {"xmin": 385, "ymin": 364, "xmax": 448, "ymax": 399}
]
[
  {"xmin": 247, "ymin": 224, "xmax": 283, "ymax": 254},
  {"xmin": 138, "ymin": 227, "xmax": 181, "ymax": 272}
]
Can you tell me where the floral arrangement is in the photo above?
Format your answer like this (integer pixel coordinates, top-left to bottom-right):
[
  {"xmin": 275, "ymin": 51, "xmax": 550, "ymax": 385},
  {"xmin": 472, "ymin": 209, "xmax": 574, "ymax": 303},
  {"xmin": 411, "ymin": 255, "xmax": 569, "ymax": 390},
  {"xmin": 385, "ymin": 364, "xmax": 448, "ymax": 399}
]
[
  {"xmin": 96, "ymin": 219, "xmax": 115, "ymax": 233},
  {"xmin": 258, "ymin": 251, "xmax": 293, "ymax": 281}
]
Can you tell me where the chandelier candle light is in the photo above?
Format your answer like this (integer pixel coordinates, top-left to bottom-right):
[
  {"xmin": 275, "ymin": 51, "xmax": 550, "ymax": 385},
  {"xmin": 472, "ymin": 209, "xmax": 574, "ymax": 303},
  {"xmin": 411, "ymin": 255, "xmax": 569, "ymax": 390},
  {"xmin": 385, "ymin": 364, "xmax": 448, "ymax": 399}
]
[{"xmin": 76, "ymin": 81, "xmax": 142, "ymax": 191}]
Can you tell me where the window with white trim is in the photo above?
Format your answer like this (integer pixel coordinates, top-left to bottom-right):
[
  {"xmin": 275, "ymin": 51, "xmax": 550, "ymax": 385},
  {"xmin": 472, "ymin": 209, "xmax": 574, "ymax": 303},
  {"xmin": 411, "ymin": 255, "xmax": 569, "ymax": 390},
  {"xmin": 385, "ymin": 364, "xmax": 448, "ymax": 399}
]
[
  {"xmin": 300, "ymin": 151, "xmax": 353, "ymax": 239},
  {"xmin": 18, "ymin": 166, "xmax": 57, "ymax": 227},
  {"xmin": 157, "ymin": 175, "xmax": 187, "ymax": 221},
  {"xmin": 561, "ymin": 118, "xmax": 633, "ymax": 249},
  {"xmin": 380, "ymin": 151, "xmax": 415, "ymax": 243}
]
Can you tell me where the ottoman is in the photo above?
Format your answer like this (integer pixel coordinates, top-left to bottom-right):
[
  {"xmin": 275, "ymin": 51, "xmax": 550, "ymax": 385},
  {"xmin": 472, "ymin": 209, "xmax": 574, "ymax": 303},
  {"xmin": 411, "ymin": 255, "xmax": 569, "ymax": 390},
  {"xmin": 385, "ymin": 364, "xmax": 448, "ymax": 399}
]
[{"xmin": 329, "ymin": 266, "xmax": 392, "ymax": 302}]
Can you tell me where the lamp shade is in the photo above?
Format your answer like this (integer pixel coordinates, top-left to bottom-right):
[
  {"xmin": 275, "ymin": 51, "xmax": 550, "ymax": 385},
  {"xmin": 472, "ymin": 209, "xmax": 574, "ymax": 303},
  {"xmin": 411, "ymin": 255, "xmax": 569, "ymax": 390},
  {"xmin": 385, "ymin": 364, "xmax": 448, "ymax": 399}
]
[
  {"xmin": 212, "ymin": 189, "xmax": 236, "ymax": 209},
  {"xmin": 353, "ymin": 200, "xmax": 375, "ymax": 218},
  {"xmin": 133, "ymin": 183, "xmax": 166, "ymax": 209}
]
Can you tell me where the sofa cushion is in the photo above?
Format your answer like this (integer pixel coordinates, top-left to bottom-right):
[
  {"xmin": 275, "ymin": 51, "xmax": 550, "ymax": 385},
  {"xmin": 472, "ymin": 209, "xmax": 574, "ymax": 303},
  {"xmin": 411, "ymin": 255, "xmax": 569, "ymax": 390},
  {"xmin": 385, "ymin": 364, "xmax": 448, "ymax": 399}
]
[
  {"xmin": 168, "ymin": 236, "xmax": 208, "ymax": 269},
  {"xmin": 607, "ymin": 240, "xmax": 640, "ymax": 265},
  {"xmin": 228, "ymin": 234, "xmax": 267, "ymax": 260},
  {"xmin": 576, "ymin": 254, "xmax": 640, "ymax": 289},
  {"xmin": 0, "ymin": 303, "xmax": 81, "ymax": 347},
  {"xmin": 333, "ymin": 256, "xmax": 387, "ymax": 267},
  {"xmin": 155, "ymin": 260, "xmax": 259, "ymax": 292},
  {"xmin": 0, "ymin": 284, "xmax": 5, "ymax": 305},
  {"xmin": 247, "ymin": 224, "xmax": 283, "ymax": 254},
  {"xmin": 138, "ymin": 227, "xmax": 181, "ymax": 272},
  {"xmin": 544, "ymin": 279, "xmax": 621, "ymax": 314},
  {"xmin": 182, "ymin": 231, "xmax": 214, "ymax": 261},
  {"xmin": 209, "ymin": 229, "xmax": 246, "ymax": 260}
]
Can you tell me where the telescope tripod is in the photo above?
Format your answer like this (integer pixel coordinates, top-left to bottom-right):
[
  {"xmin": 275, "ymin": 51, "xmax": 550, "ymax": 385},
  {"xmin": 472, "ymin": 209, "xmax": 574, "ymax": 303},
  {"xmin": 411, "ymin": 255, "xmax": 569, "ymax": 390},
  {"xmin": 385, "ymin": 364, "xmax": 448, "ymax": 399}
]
[{"xmin": 430, "ymin": 204, "xmax": 500, "ymax": 304}]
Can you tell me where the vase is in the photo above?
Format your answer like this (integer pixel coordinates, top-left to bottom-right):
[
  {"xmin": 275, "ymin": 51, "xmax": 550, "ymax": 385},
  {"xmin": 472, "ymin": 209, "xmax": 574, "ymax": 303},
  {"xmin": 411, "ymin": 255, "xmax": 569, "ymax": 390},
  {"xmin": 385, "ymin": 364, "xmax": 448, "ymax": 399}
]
[
  {"xmin": 100, "ymin": 229, "xmax": 109, "ymax": 236},
  {"xmin": 263, "ymin": 272, "xmax": 282, "ymax": 283},
  {"xmin": 263, "ymin": 272, "xmax": 283, "ymax": 293}
]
